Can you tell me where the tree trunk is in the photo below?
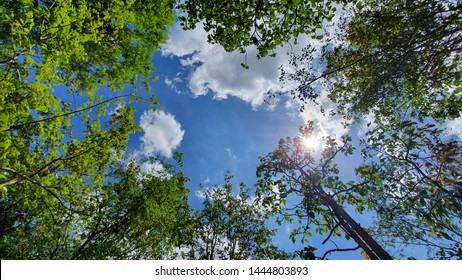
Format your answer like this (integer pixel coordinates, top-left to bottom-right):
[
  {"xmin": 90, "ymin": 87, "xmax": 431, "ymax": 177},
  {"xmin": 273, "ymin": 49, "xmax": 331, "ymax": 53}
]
[
  {"xmin": 283, "ymin": 151, "xmax": 393, "ymax": 260},
  {"xmin": 317, "ymin": 187, "xmax": 392, "ymax": 260}
]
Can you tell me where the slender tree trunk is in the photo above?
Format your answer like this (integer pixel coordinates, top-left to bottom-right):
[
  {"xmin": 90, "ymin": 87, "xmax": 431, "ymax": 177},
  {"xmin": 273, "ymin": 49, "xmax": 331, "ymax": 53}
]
[
  {"xmin": 283, "ymin": 151, "xmax": 393, "ymax": 260},
  {"xmin": 317, "ymin": 187, "xmax": 392, "ymax": 260}
]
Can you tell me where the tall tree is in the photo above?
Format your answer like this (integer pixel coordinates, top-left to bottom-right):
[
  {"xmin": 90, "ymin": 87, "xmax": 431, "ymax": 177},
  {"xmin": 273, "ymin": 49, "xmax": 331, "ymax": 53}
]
[
  {"xmin": 256, "ymin": 122, "xmax": 392, "ymax": 259},
  {"xmin": 281, "ymin": 0, "xmax": 461, "ymax": 120},
  {"xmin": 273, "ymin": 0, "xmax": 462, "ymax": 259},
  {"xmin": 0, "ymin": 0, "xmax": 189, "ymax": 259},
  {"xmin": 181, "ymin": 171, "xmax": 292, "ymax": 260}
]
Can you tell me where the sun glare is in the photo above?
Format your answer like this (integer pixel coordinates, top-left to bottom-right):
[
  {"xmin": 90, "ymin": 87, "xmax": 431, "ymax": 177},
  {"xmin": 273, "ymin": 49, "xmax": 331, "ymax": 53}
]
[{"xmin": 302, "ymin": 136, "xmax": 319, "ymax": 150}]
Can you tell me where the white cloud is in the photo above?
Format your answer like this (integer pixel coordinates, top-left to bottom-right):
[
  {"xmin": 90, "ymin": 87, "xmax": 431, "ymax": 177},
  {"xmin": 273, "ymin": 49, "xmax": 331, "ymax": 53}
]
[
  {"xmin": 162, "ymin": 17, "xmax": 351, "ymax": 136},
  {"xmin": 162, "ymin": 22, "xmax": 290, "ymax": 109},
  {"xmin": 446, "ymin": 117, "xmax": 462, "ymax": 139},
  {"xmin": 299, "ymin": 93, "xmax": 350, "ymax": 139},
  {"xmin": 356, "ymin": 112, "xmax": 378, "ymax": 139},
  {"xmin": 164, "ymin": 77, "xmax": 173, "ymax": 87},
  {"xmin": 139, "ymin": 110, "xmax": 185, "ymax": 158},
  {"xmin": 140, "ymin": 161, "xmax": 165, "ymax": 177},
  {"xmin": 118, "ymin": 151, "xmax": 168, "ymax": 178},
  {"xmin": 107, "ymin": 103, "xmax": 125, "ymax": 117},
  {"xmin": 164, "ymin": 74, "xmax": 183, "ymax": 94},
  {"xmin": 194, "ymin": 188, "xmax": 207, "ymax": 200},
  {"xmin": 194, "ymin": 185, "xmax": 217, "ymax": 200}
]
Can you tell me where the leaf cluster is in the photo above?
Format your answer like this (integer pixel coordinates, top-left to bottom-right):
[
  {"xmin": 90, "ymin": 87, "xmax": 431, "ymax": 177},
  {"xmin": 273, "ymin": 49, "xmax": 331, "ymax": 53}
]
[{"xmin": 177, "ymin": 0, "xmax": 351, "ymax": 60}]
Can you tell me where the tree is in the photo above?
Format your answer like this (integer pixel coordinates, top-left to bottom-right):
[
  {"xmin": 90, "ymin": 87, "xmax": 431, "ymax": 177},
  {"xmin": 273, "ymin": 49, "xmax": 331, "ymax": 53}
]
[
  {"xmin": 256, "ymin": 122, "xmax": 392, "ymax": 260},
  {"xmin": 181, "ymin": 171, "xmax": 292, "ymax": 260},
  {"xmin": 355, "ymin": 117, "xmax": 462, "ymax": 259},
  {"xmin": 274, "ymin": 0, "xmax": 462, "ymax": 259},
  {"xmin": 0, "ymin": 154, "xmax": 191, "ymax": 259},
  {"xmin": 177, "ymin": 0, "xmax": 351, "ymax": 60},
  {"xmin": 1, "ymin": 0, "xmax": 175, "ymax": 93},
  {"xmin": 0, "ymin": 0, "xmax": 190, "ymax": 259},
  {"xmin": 176, "ymin": 0, "xmax": 461, "ymax": 259},
  {"xmin": 1, "ymin": 0, "xmax": 175, "ymax": 164},
  {"xmin": 281, "ymin": 0, "xmax": 461, "ymax": 120}
]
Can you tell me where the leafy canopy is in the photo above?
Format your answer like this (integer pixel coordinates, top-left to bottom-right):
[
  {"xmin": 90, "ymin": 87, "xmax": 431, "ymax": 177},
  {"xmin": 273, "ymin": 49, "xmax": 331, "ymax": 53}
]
[
  {"xmin": 281, "ymin": 0, "xmax": 461, "ymax": 121},
  {"xmin": 0, "ymin": 0, "xmax": 191, "ymax": 259},
  {"xmin": 256, "ymin": 122, "xmax": 392, "ymax": 259},
  {"xmin": 181, "ymin": 171, "xmax": 292, "ymax": 260},
  {"xmin": 274, "ymin": 0, "xmax": 462, "ymax": 259},
  {"xmin": 178, "ymin": 0, "xmax": 351, "ymax": 60}
]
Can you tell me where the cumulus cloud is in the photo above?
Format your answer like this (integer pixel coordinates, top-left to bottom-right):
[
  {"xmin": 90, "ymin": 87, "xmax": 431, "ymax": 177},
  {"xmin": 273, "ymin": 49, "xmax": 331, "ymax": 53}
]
[
  {"xmin": 162, "ymin": 21, "xmax": 288, "ymax": 109},
  {"xmin": 140, "ymin": 161, "xmax": 165, "ymax": 177},
  {"xmin": 139, "ymin": 110, "xmax": 185, "ymax": 158},
  {"xmin": 164, "ymin": 73, "xmax": 183, "ymax": 94},
  {"xmin": 162, "ymin": 18, "xmax": 349, "ymax": 137},
  {"xmin": 118, "ymin": 150, "xmax": 168, "ymax": 178}
]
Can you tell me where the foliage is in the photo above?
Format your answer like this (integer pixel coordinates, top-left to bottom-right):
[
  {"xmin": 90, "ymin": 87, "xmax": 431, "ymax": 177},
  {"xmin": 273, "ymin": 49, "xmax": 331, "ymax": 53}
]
[
  {"xmin": 256, "ymin": 122, "xmax": 392, "ymax": 259},
  {"xmin": 281, "ymin": 0, "xmax": 461, "ymax": 120},
  {"xmin": 1, "ymin": 0, "xmax": 175, "ymax": 93},
  {"xmin": 329, "ymin": 0, "xmax": 461, "ymax": 120},
  {"xmin": 0, "ymin": 155, "xmax": 191, "ymax": 259},
  {"xmin": 1, "ymin": 0, "xmax": 175, "ymax": 162},
  {"xmin": 0, "ymin": 0, "xmax": 187, "ymax": 259},
  {"xmin": 356, "ymin": 117, "xmax": 462, "ymax": 259},
  {"xmin": 177, "ymin": 0, "xmax": 351, "ymax": 60},
  {"xmin": 181, "ymin": 171, "xmax": 292, "ymax": 260},
  {"xmin": 274, "ymin": 0, "xmax": 462, "ymax": 259}
]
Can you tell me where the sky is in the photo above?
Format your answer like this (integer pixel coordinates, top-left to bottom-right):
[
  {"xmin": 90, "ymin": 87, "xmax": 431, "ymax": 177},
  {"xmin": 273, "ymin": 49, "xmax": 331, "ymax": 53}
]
[{"xmin": 118, "ymin": 18, "xmax": 462, "ymax": 259}]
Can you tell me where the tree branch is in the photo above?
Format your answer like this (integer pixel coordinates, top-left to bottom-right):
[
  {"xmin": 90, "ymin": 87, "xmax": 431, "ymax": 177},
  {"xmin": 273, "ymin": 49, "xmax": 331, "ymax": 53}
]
[
  {"xmin": 71, "ymin": 215, "xmax": 103, "ymax": 259},
  {"xmin": 321, "ymin": 244, "xmax": 360, "ymax": 260},
  {"xmin": 0, "ymin": 166, "xmax": 91, "ymax": 217},
  {"xmin": 322, "ymin": 221, "xmax": 341, "ymax": 245},
  {"xmin": 5, "ymin": 94, "xmax": 132, "ymax": 132}
]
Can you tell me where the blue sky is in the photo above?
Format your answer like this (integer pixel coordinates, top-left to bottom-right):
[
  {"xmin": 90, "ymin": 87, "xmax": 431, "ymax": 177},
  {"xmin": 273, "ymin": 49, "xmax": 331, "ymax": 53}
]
[
  {"xmin": 117, "ymin": 19, "xmax": 462, "ymax": 259},
  {"xmin": 123, "ymin": 20, "xmax": 363, "ymax": 259}
]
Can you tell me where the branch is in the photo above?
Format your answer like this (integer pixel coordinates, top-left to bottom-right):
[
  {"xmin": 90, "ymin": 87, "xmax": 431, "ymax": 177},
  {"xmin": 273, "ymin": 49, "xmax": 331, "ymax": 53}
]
[
  {"xmin": 322, "ymin": 221, "xmax": 341, "ymax": 245},
  {"xmin": 0, "ymin": 166, "xmax": 91, "ymax": 217},
  {"xmin": 0, "ymin": 177, "xmax": 23, "ymax": 188},
  {"xmin": 5, "ymin": 94, "xmax": 132, "ymax": 132},
  {"xmin": 321, "ymin": 244, "xmax": 360, "ymax": 260},
  {"xmin": 331, "ymin": 183, "xmax": 361, "ymax": 198},
  {"xmin": 0, "ymin": 37, "xmax": 19, "ymax": 65},
  {"xmin": 280, "ymin": 148, "xmax": 392, "ymax": 259},
  {"xmin": 71, "ymin": 215, "xmax": 103, "ymax": 259},
  {"xmin": 320, "ymin": 140, "xmax": 349, "ymax": 178},
  {"xmin": 0, "ymin": 55, "xmax": 19, "ymax": 65},
  {"xmin": 404, "ymin": 157, "xmax": 452, "ymax": 196}
]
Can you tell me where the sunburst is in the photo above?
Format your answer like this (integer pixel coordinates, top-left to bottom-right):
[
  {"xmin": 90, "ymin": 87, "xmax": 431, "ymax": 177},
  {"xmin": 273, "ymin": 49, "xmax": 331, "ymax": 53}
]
[{"xmin": 302, "ymin": 135, "xmax": 320, "ymax": 150}]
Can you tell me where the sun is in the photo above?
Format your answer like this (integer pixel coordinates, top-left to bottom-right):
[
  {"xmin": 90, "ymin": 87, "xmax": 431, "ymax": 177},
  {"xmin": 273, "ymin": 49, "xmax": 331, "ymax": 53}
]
[{"xmin": 302, "ymin": 136, "xmax": 319, "ymax": 150}]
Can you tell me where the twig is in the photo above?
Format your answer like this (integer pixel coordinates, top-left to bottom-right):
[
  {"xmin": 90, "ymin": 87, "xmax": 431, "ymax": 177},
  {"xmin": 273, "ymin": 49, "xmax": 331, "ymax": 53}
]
[
  {"xmin": 322, "ymin": 221, "xmax": 341, "ymax": 245},
  {"xmin": 321, "ymin": 245, "xmax": 360, "ymax": 260}
]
